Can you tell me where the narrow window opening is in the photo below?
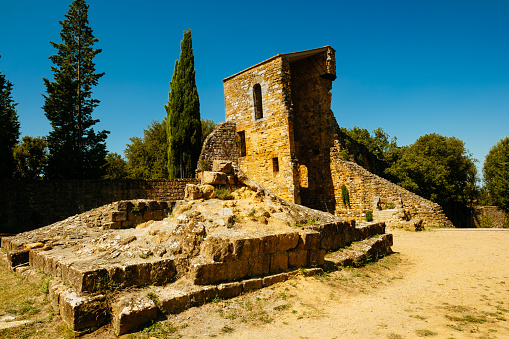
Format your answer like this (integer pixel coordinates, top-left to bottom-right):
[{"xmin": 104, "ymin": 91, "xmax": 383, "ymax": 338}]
[
  {"xmin": 272, "ymin": 157, "xmax": 279, "ymax": 173},
  {"xmin": 237, "ymin": 131, "xmax": 246, "ymax": 157},
  {"xmin": 299, "ymin": 164, "xmax": 308, "ymax": 188},
  {"xmin": 253, "ymin": 84, "xmax": 263, "ymax": 119}
]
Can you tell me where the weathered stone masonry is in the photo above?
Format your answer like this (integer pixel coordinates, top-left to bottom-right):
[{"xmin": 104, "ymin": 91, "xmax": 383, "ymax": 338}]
[
  {"xmin": 223, "ymin": 46, "xmax": 337, "ymax": 210},
  {"xmin": 202, "ymin": 46, "xmax": 454, "ymax": 227},
  {"xmin": 0, "ymin": 179, "xmax": 198, "ymax": 233}
]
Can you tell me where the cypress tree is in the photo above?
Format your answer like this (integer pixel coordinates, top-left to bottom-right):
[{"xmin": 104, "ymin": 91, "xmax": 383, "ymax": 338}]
[
  {"xmin": 43, "ymin": 0, "xmax": 108, "ymax": 179},
  {"xmin": 0, "ymin": 56, "xmax": 20, "ymax": 178},
  {"xmin": 165, "ymin": 30, "xmax": 202, "ymax": 178}
]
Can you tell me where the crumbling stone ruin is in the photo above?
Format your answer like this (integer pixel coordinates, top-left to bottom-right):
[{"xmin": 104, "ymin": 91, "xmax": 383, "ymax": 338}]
[
  {"xmin": 0, "ymin": 46, "xmax": 449, "ymax": 335},
  {"xmin": 0, "ymin": 162, "xmax": 393, "ymax": 334},
  {"xmin": 200, "ymin": 45, "xmax": 453, "ymax": 228}
]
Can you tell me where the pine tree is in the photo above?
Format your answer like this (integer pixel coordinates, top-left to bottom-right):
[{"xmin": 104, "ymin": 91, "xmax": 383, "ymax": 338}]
[
  {"xmin": 165, "ymin": 30, "xmax": 202, "ymax": 178},
  {"xmin": 0, "ymin": 55, "xmax": 20, "ymax": 178},
  {"xmin": 43, "ymin": 0, "xmax": 108, "ymax": 179}
]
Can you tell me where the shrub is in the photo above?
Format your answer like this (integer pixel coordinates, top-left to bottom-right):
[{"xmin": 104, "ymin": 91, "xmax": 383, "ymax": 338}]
[
  {"xmin": 365, "ymin": 211, "xmax": 373, "ymax": 222},
  {"xmin": 341, "ymin": 185, "xmax": 350, "ymax": 208},
  {"xmin": 215, "ymin": 186, "xmax": 233, "ymax": 200}
]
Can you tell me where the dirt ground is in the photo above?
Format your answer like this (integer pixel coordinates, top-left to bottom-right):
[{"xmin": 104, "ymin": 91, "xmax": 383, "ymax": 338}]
[{"xmin": 2, "ymin": 227, "xmax": 509, "ymax": 339}]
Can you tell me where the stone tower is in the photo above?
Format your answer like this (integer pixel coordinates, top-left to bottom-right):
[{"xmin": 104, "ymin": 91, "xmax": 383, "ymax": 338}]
[{"xmin": 223, "ymin": 46, "xmax": 338, "ymax": 211}]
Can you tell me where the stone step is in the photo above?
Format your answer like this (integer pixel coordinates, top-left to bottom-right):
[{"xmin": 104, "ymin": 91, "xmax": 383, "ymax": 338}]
[
  {"xmin": 49, "ymin": 267, "xmax": 323, "ymax": 335},
  {"xmin": 324, "ymin": 233, "xmax": 393, "ymax": 268}
]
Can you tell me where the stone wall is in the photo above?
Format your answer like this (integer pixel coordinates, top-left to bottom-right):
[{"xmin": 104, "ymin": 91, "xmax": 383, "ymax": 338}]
[
  {"xmin": 473, "ymin": 206, "xmax": 508, "ymax": 228},
  {"xmin": 224, "ymin": 56, "xmax": 296, "ymax": 203},
  {"xmin": 290, "ymin": 51, "xmax": 337, "ymax": 212},
  {"xmin": 197, "ymin": 121, "xmax": 238, "ymax": 171},
  {"xmin": 0, "ymin": 179, "xmax": 198, "ymax": 234},
  {"xmin": 329, "ymin": 142, "xmax": 453, "ymax": 227}
]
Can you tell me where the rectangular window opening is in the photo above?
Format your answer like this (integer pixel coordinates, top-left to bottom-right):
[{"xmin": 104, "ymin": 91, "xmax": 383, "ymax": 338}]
[
  {"xmin": 237, "ymin": 131, "xmax": 246, "ymax": 157},
  {"xmin": 272, "ymin": 157, "xmax": 279, "ymax": 173}
]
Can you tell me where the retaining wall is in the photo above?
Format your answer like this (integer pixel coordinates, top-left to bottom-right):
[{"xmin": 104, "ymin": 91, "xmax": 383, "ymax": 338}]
[{"xmin": 0, "ymin": 179, "xmax": 198, "ymax": 233}]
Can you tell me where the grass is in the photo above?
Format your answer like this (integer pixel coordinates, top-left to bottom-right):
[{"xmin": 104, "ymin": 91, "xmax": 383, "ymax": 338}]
[{"xmin": 214, "ymin": 186, "xmax": 233, "ymax": 200}]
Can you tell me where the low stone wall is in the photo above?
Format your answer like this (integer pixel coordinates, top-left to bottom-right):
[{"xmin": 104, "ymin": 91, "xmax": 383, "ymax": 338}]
[
  {"xmin": 330, "ymin": 143, "xmax": 453, "ymax": 227},
  {"xmin": 474, "ymin": 206, "xmax": 508, "ymax": 228},
  {"xmin": 0, "ymin": 179, "xmax": 198, "ymax": 234}
]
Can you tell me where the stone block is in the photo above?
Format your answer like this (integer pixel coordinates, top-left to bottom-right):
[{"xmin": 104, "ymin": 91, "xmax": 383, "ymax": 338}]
[
  {"xmin": 201, "ymin": 171, "xmax": 227, "ymax": 185},
  {"xmin": 233, "ymin": 237, "xmax": 261, "ymax": 260},
  {"xmin": 185, "ymin": 184, "xmax": 202, "ymax": 200},
  {"xmin": 248, "ymin": 255, "xmax": 270, "ymax": 277},
  {"xmin": 143, "ymin": 209, "xmax": 154, "ymax": 220},
  {"xmin": 153, "ymin": 210, "xmax": 164, "ymax": 220},
  {"xmin": 226, "ymin": 260, "xmax": 249, "ymax": 281},
  {"xmin": 307, "ymin": 249, "xmax": 326, "ymax": 266},
  {"xmin": 200, "ymin": 184, "xmax": 215, "ymax": 199},
  {"xmin": 105, "ymin": 221, "xmax": 122, "ymax": 229},
  {"xmin": 111, "ymin": 211, "xmax": 127, "ymax": 222},
  {"xmin": 192, "ymin": 261, "xmax": 227, "ymax": 285},
  {"xmin": 7, "ymin": 249, "xmax": 29, "ymax": 269},
  {"xmin": 288, "ymin": 249, "xmax": 307, "ymax": 268},
  {"xmin": 270, "ymin": 251, "xmax": 288, "ymax": 273},
  {"xmin": 212, "ymin": 160, "xmax": 233, "ymax": 174},
  {"xmin": 111, "ymin": 294, "xmax": 157, "ymax": 336},
  {"xmin": 217, "ymin": 282, "xmax": 242, "ymax": 299},
  {"xmin": 158, "ymin": 287, "xmax": 190, "ymax": 314},
  {"xmin": 275, "ymin": 232, "xmax": 300, "ymax": 252},
  {"xmin": 242, "ymin": 277, "xmax": 263, "ymax": 292},
  {"xmin": 296, "ymin": 231, "xmax": 320, "ymax": 250},
  {"xmin": 118, "ymin": 201, "xmax": 134, "ymax": 212},
  {"xmin": 59, "ymin": 287, "xmax": 108, "ymax": 331},
  {"xmin": 262, "ymin": 272, "xmax": 288, "ymax": 287}
]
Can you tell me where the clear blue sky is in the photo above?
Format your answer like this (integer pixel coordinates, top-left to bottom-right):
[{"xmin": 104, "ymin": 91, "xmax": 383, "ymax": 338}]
[{"xmin": 1, "ymin": 0, "xmax": 508, "ymax": 179}]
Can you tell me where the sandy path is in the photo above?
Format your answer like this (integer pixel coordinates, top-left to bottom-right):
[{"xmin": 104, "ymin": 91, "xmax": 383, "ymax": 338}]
[{"xmin": 221, "ymin": 229, "xmax": 509, "ymax": 339}]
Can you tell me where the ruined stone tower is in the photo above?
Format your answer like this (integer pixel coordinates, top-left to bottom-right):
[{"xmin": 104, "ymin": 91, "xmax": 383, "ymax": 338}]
[
  {"xmin": 223, "ymin": 46, "xmax": 338, "ymax": 211},
  {"xmin": 199, "ymin": 46, "xmax": 452, "ymax": 227}
]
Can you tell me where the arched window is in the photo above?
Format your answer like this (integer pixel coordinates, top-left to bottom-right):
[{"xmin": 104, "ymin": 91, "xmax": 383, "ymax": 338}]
[{"xmin": 253, "ymin": 84, "xmax": 263, "ymax": 119}]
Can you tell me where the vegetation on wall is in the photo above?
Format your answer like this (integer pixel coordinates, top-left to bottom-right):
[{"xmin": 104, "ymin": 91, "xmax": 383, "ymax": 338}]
[
  {"xmin": 42, "ymin": 0, "xmax": 108, "ymax": 179},
  {"xmin": 166, "ymin": 29, "xmax": 202, "ymax": 179}
]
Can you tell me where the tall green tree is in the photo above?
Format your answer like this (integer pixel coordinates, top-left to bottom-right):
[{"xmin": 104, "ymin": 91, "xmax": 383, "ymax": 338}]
[
  {"xmin": 125, "ymin": 119, "xmax": 168, "ymax": 179},
  {"xmin": 13, "ymin": 136, "xmax": 48, "ymax": 179},
  {"xmin": 483, "ymin": 137, "xmax": 509, "ymax": 211},
  {"xmin": 0, "ymin": 56, "xmax": 20, "ymax": 178},
  {"xmin": 385, "ymin": 133, "xmax": 477, "ymax": 206},
  {"xmin": 165, "ymin": 30, "xmax": 202, "ymax": 178},
  {"xmin": 43, "ymin": 0, "xmax": 108, "ymax": 179},
  {"xmin": 103, "ymin": 152, "xmax": 128, "ymax": 180}
]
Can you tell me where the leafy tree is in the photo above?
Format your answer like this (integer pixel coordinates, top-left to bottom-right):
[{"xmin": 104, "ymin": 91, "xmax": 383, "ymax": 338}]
[
  {"xmin": 340, "ymin": 126, "xmax": 398, "ymax": 161},
  {"xmin": 0, "ymin": 56, "xmax": 20, "ymax": 178},
  {"xmin": 125, "ymin": 119, "xmax": 168, "ymax": 179},
  {"xmin": 43, "ymin": 0, "xmax": 108, "ymax": 179},
  {"xmin": 483, "ymin": 137, "xmax": 509, "ymax": 211},
  {"xmin": 103, "ymin": 152, "xmax": 128, "ymax": 180},
  {"xmin": 13, "ymin": 136, "xmax": 48, "ymax": 179},
  {"xmin": 385, "ymin": 133, "xmax": 477, "ymax": 206},
  {"xmin": 165, "ymin": 30, "xmax": 202, "ymax": 178},
  {"xmin": 201, "ymin": 119, "xmax": 216, "ymax": 144}
]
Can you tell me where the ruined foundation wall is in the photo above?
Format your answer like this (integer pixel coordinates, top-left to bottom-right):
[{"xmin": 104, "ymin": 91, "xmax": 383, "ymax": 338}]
[
  {"xmin": 224, "ymin": 57, "xmax": 297, "ymax": 202},
  {"xmin": 0, "ymin": 179, "xmax": 198, "ymax": 233},
  {"xmin": 330, "ymin": 143, "xmax": 453, "ymax": 227},
  {"xmin": 197, "ymin": 121, "xmax": 238, "ymax": 170}
]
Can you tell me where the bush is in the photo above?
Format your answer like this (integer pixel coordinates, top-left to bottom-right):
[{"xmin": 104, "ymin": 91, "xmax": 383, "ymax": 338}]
[
  {"xmin": 365, "ymin": 211, "xmax": 373, "ymax": 222},
  {"xmin": 341, "ymin": 185, "xmax": 350, "ymax": 208},
  {"xmin": 215, "ymin": 186, "xmax": 233, "ymax": 200}
]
